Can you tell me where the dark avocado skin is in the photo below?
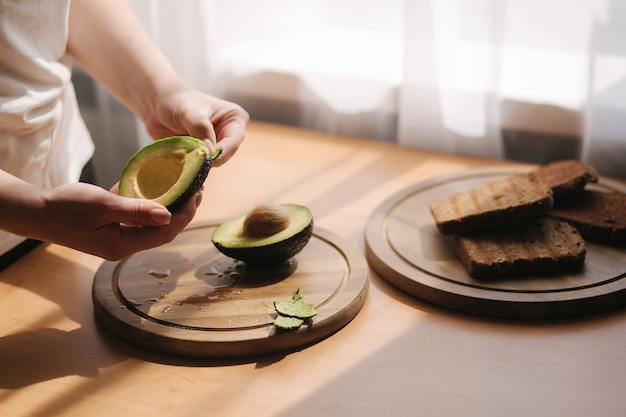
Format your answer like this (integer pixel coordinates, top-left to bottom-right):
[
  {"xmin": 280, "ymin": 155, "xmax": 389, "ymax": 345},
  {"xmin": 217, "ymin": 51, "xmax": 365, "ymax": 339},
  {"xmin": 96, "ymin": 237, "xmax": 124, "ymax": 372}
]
[
  {"xmin": 213, "ymin": 221, "xmax": 313, "ymax": 265},
  {"xmin": 165, "ymin": 154, "xmax": 211, "ymax": 212}
]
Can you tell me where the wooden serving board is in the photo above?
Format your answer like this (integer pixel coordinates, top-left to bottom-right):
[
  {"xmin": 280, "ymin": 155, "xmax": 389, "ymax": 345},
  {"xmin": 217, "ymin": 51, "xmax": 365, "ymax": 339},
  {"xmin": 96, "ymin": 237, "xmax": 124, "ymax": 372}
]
[
  {"xmin": 92, "ymin": 221, "xmax": 368, "ymax": 358},
  {"xmin": 365, "ymin": 166, "xmax": 626, "ymax": 319}
]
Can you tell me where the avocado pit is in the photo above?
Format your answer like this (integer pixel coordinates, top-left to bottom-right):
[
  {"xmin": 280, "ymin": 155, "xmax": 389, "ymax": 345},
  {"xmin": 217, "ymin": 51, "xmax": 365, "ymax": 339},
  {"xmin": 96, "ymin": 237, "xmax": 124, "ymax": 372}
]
[
  {"xmin": 243, "ymin": 203, "xmax": 291, "ymax": 237},
  {"xmin": 212, "ymin": 203, "xmax": 313, "ymax": 265}
]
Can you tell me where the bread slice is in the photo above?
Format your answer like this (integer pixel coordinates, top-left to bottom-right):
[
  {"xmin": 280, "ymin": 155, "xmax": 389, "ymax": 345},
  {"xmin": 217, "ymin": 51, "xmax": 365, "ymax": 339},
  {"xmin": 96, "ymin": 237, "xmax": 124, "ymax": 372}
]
[
  {"xmin": 454, "ymin": 217, "xmax": 586, "ymax": 279},
  {"xmin": 533, "ymin": 160, "xmax": 598, "ymax": 200},
  {"xmin": 548, "ymin": 190, "xmax": 626, "ymax": 244},
  {"xmin": 430, "ymin": 173, "xmax": 553, "ymax": 236}
]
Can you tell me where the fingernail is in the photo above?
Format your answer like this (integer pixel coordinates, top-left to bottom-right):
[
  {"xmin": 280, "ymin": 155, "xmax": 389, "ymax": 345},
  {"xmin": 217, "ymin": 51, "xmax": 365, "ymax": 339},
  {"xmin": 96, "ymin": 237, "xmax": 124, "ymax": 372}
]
[
  {"xmin": 150, "ymin": 207, "xmax": 172, "ymax": 225},
  {"xmin": 196, "ymin": 188, "xmax": 204, "ymax": 207}
]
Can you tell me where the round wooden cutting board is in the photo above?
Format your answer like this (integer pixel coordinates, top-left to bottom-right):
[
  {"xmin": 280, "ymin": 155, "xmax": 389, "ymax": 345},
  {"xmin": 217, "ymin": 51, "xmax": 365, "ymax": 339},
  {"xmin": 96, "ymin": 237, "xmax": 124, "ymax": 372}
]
[
  {"xmin": 92, "ymin": 221, "xmax": 368, "ymax": 358},
  {"xmin": 365, "ymin": 165, "xmax": 626, "ymax": 320}
]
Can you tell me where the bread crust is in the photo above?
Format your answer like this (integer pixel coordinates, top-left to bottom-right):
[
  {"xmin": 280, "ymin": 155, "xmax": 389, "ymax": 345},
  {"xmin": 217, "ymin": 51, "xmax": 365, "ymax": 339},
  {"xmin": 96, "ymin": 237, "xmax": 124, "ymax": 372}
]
[
  {"xmin": 454, "ymin": 218, "xmax": 586, "ymax": 279},
  {"xmin": 428, "ymin": 160, "xmax": 605, "ymax": 279},
  {"xmin": 533, "ymin": 160, "xmax": 599, "ymax": 200},
  {"xmin": 549, "ymin": 190, "xmax": 626, "ymax": 243},
  {"xmin": 430, "ymin": 173, "xmax": 553, "ymax": 235}
]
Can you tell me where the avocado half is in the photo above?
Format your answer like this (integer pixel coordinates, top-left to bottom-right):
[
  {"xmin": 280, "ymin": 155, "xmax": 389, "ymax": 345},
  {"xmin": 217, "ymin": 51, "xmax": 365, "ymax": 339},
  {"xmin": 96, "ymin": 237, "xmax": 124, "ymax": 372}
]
[
  {"xmin": 118, "ymin": 136, "xmax": 220, "ymax": 212},
  {"xmin": 211, "ymin": 204, "xmax": 314, "ymax": 265}
]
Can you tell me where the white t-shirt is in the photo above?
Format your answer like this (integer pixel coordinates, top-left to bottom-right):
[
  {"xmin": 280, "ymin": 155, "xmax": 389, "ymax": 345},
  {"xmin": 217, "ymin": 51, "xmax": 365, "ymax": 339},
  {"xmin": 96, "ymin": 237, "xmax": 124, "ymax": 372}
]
[{"xmin": 0, "ymin": 0, "xmax": 94, "ymax": 255}]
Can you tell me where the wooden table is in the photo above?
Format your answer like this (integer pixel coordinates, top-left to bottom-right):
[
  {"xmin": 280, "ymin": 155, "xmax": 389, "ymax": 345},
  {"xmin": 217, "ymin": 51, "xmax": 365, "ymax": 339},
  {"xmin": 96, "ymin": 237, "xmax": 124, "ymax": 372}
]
[{"xmin": 2, "ymin": 121, "xmax": 626, "ymax": 417}]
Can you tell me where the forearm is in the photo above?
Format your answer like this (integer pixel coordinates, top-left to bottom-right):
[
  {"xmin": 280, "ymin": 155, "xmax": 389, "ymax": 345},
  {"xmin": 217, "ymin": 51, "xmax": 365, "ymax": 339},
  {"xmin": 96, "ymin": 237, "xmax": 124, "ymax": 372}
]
[
  {"xmin": 0, "ymin": 170, "xmax": 44, "ymax": 238},
  {"xmin": 67, "ymin": 0, "xmax": 248, "ymax": 162},
  {"xmin": 67, "ymin": 0, "xmax": 184, "ymax": 121}
]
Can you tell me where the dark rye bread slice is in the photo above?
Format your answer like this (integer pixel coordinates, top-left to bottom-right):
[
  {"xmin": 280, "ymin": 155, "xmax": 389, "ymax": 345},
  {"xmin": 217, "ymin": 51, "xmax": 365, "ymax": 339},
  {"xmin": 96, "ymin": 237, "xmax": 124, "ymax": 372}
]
[
  {"xmin": 430, "ymin": 172, "xmax": 553, "ymax": 235},
  {"xmin": 533, "ymin": 160, "xmax": 598, "ymax": 200},
  {"xmin": 548, "ymin": 190, "xmax": 626, "ymax": 244},
  {"xmin": 454, "ymin": 217, "xmax": 586, "ymax": 279}
]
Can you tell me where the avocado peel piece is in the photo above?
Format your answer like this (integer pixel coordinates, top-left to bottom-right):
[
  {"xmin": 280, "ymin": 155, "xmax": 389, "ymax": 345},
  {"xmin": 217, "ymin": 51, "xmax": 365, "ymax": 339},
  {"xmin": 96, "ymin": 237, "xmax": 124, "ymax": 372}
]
[
  {"xmin": 273, "ymin": 315, "xmax": 304, "ymax": 330},
  {"xmin": 210, "ymin": 146, "xmax": 223, "ymax": 161},
  {"xmin": 274, "ymin": 288, "xmax": 317, "ymax": 319},
  {"xmin": 273, "ymin": 288, "xmax": 317, "ymax": 330},
  {"xmin": 211, "ymin": 203, "xmax": 313, "ymax": 265},
  {"xmin": 118, "ymin": 136, "xmax": 213, "ymax": 212}
]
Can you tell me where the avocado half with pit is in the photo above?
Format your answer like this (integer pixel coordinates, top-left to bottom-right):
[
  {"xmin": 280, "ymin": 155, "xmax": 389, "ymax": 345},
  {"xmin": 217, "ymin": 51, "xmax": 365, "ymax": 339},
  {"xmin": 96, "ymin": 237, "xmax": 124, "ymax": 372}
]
[
  {"xmin": 211, "ymin": 203, "xmax": 314, "ymax": 265},
  {"xmin": 118, "ymin": 136, "xmax": 221, "ymax": 212}
]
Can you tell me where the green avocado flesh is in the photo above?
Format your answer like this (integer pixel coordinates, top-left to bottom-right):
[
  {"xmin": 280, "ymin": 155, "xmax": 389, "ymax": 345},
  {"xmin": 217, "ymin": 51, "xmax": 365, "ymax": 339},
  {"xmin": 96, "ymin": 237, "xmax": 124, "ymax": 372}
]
[
  {"xmin": 211, "ymin": 204, "xmax": 313, "ymax": 265},
  {"xmin": 118, "ymin": 136, "xmax": 212, "ymax": 212}
]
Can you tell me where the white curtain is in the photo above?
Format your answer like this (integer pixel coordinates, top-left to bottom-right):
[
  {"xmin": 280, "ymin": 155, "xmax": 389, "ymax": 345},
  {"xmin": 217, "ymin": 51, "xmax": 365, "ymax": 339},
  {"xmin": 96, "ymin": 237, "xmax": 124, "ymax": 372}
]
[
  {"xmin": 84, "ymin": 0, "xmax": 626, "ymax": 186},
  {"xmin": 399, "ymin": 0, "xmax": 626, "ymax": 177}
]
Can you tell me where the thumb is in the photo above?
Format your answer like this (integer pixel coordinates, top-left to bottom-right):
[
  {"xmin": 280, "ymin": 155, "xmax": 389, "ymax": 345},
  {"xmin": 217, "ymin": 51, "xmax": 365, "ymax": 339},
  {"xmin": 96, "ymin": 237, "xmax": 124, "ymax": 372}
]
[
  {"xmin": 114, "ymin": 197, "xmax": 172, "ymax": 227},
  {"xmin": 187, "ymin": 117, "xmax": 217, "ymax": 147}
]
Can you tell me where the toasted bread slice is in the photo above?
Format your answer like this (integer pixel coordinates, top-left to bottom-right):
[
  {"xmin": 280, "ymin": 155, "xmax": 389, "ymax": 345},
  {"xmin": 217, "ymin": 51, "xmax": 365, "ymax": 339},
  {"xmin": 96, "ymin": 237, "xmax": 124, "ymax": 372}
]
[
  {"xmin": 430, "ymin": 173, "xmax": 553, "ymax": 235},
  {"xmin": 533, "ymin": 160, "xmax": 598, "ymax": 200},
  {"xmin": 548, "ymin": 190, "xmax": 626, "ymax": 244},
  {"xmin": 454, "ymin": 217, "xmax": 586, "ymax": 279}
]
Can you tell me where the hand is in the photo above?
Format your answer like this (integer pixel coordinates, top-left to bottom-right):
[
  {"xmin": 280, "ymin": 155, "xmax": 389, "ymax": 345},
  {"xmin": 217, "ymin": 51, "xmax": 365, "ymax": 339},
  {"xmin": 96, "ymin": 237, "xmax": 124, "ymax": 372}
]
[
  {"xmin": 142, "ymin": 85, "xmax": 249, "ymax": 166},
  {"xmin": 33, "ymin": 182, "xmax": 202, "ymax": 260},
  {"xmin": 66, "ymin": 0, "xmax": 248, "ymax": 165}
]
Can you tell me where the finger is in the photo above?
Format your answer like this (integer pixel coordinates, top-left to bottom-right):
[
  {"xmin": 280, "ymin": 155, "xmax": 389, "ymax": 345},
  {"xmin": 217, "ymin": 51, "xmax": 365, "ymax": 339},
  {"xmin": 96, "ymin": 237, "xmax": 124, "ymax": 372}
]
[
  {"xmin": 210, "ymin": 112, "xmax": 248, "ymax": 166},
  {"xmin": 90, "ymin": 190, "xmax": 203, "ymax": 260},
  {"xmin": 100, "ymin": 223, "xmax": 178, "ymax": 260},
  {"xmin": 208, "ymin": 137, "xmax": 239, "ymax": 166},
  {"xmin": 111, "ymin": 196, "xmax": 172, "ymax": 227},
  {"xmin": 188, "ymin": 118, "xmax": 217, "ymax": 148},
  {"xmin": 171, "ymin": 188, "xmax": 203, "ymax": 221},
  {"xmin": 121, "ymin": 191, "xmax": 200, "ymax": 248}
]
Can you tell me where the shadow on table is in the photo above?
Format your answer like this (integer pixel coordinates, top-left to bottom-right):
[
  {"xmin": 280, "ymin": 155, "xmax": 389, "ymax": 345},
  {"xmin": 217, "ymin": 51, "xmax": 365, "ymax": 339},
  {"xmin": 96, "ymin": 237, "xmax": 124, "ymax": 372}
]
[
  {"xmin": 0, "ymin": 327, "xmax": 104, "ymax": 389},
  {"xmin": 275, "ymin": 273, "xmax": 626, "ymax": 416}
]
